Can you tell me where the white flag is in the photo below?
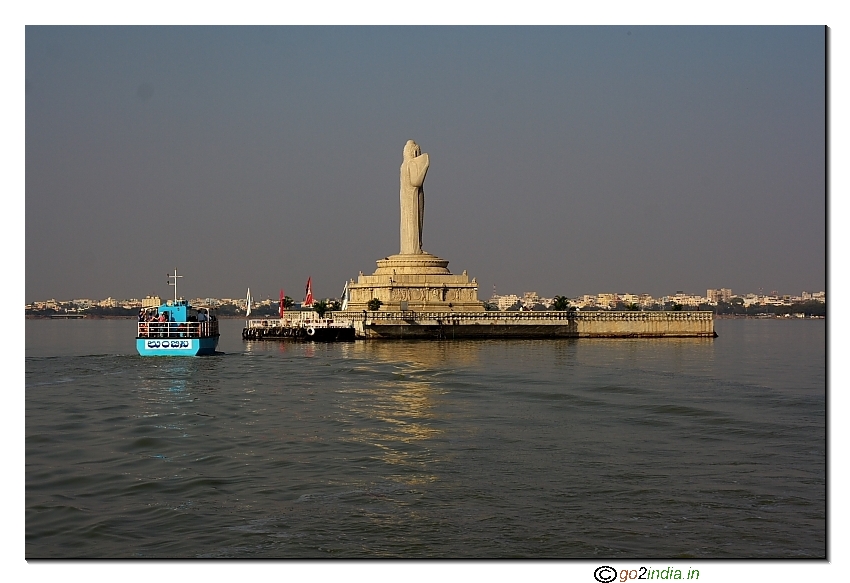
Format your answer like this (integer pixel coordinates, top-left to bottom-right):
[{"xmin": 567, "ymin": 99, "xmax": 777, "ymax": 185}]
[
  {"xmin": 341, "ymin": 281, "xmax": 349, "ymax": 311},
  {"xmin": 246, "ymin": 288, "xmax": 252, "ymax": 317}
]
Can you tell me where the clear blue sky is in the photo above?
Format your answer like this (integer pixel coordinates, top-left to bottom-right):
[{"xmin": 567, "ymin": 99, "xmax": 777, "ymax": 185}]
[{"xmin": 25, "ymin": 25, "xmax": 825, "ymax": 302}]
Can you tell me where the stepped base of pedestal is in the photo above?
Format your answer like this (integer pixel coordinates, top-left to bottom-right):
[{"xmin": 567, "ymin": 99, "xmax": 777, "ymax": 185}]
[{"xmin": 344, "ymin": 252, "xmax": 485, "ymax": 312}]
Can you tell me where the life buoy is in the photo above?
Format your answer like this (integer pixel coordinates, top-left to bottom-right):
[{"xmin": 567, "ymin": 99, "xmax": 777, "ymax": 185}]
[{"xmin": 306, "ymin": 327, "xmax": 316, "ymax": 336}]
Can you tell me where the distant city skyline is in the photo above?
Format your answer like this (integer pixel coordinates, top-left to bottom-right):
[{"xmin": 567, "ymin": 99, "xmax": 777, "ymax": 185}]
[
  {"xmin": 25, "ymin": 26, "xmax": 826, "ymax": 304},
  {"xmin": 27, "ymin": 285, "xmax": 826, "ymax": 308}
]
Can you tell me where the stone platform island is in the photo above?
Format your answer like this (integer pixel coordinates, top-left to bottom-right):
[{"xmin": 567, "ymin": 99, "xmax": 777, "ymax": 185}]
[
  {"xmin": 243, "ymin": 309, "xmax": 716, "ymax": 340},
  {"xmin": 244, "ymin": 139, "xmax": 715, "ymax": 340}
]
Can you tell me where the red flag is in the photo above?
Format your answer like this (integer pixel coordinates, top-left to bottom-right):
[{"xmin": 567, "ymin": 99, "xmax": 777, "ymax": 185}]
[
  {"xmin": 279, "ymin": 289, "xmax": 285, "ymax": 317},
  {"xmin": 304, "ymin": 277, "xmax": 313, "ymax": 307}
]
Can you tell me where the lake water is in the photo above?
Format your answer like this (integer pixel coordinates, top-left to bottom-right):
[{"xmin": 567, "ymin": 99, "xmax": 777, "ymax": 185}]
[{"xmin": 25, "ymin": 318, "xmax": 825, "ymax": 558}]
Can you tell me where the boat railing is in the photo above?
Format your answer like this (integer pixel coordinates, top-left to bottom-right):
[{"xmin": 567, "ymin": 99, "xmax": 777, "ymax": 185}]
[{"xmin": 138, "ymin": 320, "xmax": 219, "ymax": 338}]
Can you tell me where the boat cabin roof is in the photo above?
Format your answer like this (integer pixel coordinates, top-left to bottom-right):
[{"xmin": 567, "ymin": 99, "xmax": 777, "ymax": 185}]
[{"xmin": 151, "ymin": 299, "xmax": 214, "ymax": 323}]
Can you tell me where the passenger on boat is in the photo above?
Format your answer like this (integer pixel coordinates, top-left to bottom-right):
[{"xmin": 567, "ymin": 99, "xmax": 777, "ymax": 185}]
[
  {"xmin": 158, "ymin": 311, "xmax": 169, "ymax": 337},
  {"xmin": 197, "ymin": 309, "xmax": 208, "ymax": 337},
  {"xmin": 138, "ymin": 310, "xmax": 149, "ymax": 337}
]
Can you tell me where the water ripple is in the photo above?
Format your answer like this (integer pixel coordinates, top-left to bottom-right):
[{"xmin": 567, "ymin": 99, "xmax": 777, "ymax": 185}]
[{"xmin": 26, "ymin": 319, "xmax": 825, "ymax": 557}]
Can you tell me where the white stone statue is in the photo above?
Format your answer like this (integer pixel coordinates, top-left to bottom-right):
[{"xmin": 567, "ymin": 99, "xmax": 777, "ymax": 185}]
[{"xmin": 400, "ymin": 139, "xmax": 430, "ymax": 254}]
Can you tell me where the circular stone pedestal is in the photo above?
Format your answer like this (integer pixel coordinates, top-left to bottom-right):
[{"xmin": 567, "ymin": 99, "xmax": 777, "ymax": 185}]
[{"xmin": 373, "ymin": 253, "xmax": 451, "ymax": 275}]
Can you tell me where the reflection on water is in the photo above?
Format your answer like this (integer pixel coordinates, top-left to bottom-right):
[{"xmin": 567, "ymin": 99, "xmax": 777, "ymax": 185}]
[
  {"xmin": 339, "ymin": 379, "xmax": 442, "ymax": 482},
  {"xmin": 129, "ymin": 358, "xmax": 225, "ymax": 464},
  {"xmin": 347, "ymin": 339, "xmax": 483, "ymax": 367},
  {"xmin": 336, "ymin": 343, "xmax": 454, "ymax": 485},
  {"xmin": 242, "ymin": 337, "xmax": 725, "ymax": 491},
  {"xmin": 242, "ymin": 340, "xmax": 468, "ymax": 484},
  {"xmin": 137, "ymin": 357, "xmax": 222, "ymax": 401}
]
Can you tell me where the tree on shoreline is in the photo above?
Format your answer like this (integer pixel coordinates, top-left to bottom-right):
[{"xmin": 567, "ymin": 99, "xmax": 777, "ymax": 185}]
[
  {"xmin": 313, "ymin": 300, "xmax": 329, "ymax": 319},
  {"xmin": 551, "ymin": 296, "xmax": 570, "ymax": 311}
]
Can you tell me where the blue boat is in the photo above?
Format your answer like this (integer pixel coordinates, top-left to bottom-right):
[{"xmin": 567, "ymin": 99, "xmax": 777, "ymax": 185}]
[{"xmin": 136, "ymin": 270, "xmax": 220, "ymax": 356}]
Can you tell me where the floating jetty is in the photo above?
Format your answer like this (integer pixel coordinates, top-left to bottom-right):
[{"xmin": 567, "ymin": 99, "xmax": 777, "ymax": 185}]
[
  {"xmin": 243, "ymin": 310, "xmax": 716, "ymax": 341},
  {"xmin": 242, "ymin": 315, "xmax": 356, "ymax": 342}
]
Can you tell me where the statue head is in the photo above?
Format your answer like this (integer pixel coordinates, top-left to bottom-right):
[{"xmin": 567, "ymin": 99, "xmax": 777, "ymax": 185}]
[{"xmin": 403, "ymin": 139, "xmax": 421, "ymax": 160}]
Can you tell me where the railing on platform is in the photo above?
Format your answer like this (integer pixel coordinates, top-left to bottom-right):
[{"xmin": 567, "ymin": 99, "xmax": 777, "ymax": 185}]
[
  {"xmin": 137, "ymin": 320, "xmax": 219, "ymax": 338},
  {"xmin": 354, "ymin": 310, "xmax": 714, "ymax": 322}
]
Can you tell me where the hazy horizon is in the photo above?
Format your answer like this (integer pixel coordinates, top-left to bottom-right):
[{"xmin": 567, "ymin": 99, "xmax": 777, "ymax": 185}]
[{"xmin": 26, "ymin": 26, "xmax": 826, "ymax": 304}]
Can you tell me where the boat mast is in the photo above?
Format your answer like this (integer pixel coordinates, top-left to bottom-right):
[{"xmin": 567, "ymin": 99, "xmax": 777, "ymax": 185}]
[{"xmin": 168, "ymin": 268, "xmax": 183, "ymax": 303}]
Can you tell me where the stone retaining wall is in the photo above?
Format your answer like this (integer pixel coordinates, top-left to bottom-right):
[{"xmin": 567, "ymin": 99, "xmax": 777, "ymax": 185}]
[{"xmin": 330, "ymin": 311, "xmax": 716, "ymax": 339}]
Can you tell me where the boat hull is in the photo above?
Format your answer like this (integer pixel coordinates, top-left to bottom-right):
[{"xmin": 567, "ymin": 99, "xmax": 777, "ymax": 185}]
[{"xmin": 136, "ymin": 336, "xmax": 219, "ymax": 356}]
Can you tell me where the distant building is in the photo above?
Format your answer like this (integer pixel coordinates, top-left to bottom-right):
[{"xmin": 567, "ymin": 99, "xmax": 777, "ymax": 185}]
[
  {"xmin": 707, "ymin": 288, "xmax": 732, "ymax": 303},
  {"xmin": 666, "ymin": 292, "xmax": 704, "ymax": 307},
  {"xmin": 596, "ymin": 293, "xmax": 618, "ymax": 309},
  {"xmin": 496, "ymin": 294, "xmax": 520, "ymax": 311},
  {"xmin": 637, "ymin": 294, "xmax": 656, "ymax": 307},
  {"xmin": 803, "ymin": 291, "xmax": 826, "ymax": 303},
  {"xmin": 522, "ymin": 291, "xmax": 540, "ymax": 306},
  {"xmin": 572, "ymin": 295, "xmax": 597, "ymax": 309},
  {"xmin": 762, "ymin": 295, "xmax": 788, "ymax": 306},
  {"xmin": 619, "ymin": 293, "xmax": 640, "ymax": 305},
  {"xmin": 142, "ymin": 296, "xmax": 161, "ymax": 308},
  {"xmin": 741, "ymin": 294, "xmax": 759, "ymax": 307}
]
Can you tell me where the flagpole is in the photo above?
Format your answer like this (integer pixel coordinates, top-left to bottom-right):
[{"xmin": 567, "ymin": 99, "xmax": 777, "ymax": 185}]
[{"xmin": 168, "ymin": 269, "xmax": 183, "ymax": 303}]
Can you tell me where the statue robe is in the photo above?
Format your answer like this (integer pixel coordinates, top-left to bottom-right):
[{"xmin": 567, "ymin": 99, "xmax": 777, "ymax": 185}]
[{"xmin": 399, "ymin": 152, "xmax": 429, "ymax": 255}]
